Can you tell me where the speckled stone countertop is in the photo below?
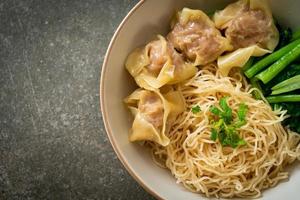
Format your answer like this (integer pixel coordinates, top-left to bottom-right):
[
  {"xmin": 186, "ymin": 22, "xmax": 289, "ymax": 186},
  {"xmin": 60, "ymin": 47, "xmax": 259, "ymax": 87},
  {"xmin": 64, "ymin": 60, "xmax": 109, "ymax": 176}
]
[{"xmin": 0, "ymin": 0, "xmax": 154, "ymax": 199}]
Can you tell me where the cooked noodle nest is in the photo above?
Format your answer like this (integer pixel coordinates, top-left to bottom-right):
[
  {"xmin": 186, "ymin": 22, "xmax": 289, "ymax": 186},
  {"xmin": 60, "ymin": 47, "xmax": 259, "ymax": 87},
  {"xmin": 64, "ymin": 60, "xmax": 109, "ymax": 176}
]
[{"xmin": 148, "ymin": 65, "xmax": 300, "ymax": 198}]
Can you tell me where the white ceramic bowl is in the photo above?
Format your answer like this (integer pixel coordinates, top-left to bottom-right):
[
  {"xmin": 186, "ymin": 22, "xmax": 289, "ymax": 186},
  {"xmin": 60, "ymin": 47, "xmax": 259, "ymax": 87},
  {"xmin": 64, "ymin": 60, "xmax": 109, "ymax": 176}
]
[{"xmin": 100, "ymin": 0, "xmax": 300, "ymax": 199}]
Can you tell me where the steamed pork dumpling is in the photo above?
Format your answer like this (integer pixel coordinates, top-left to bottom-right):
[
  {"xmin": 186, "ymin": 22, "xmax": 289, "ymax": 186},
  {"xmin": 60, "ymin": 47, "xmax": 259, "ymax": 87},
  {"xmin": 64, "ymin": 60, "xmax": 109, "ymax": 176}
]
[
  {"xmin": 126, "ymin": 35, "xmax": 197, "ymax": 90},
  {"xmin": 124, "ymin": 88, "xmax": 185, "ymax": 146},
  {"xmin": 167, "ymin": 8, "xmax": 232, "ymax": 66},
  {"xmin": 213, "ymin": 0, "xmax": 279, "ymax": 75}
]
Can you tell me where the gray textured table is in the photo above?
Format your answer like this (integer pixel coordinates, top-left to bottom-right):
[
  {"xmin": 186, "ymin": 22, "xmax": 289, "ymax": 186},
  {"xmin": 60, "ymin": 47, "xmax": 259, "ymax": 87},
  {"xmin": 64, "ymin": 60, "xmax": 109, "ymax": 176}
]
[{"xmin": 0, "ymin": 0, "xmax": 154, "ymax": 199}]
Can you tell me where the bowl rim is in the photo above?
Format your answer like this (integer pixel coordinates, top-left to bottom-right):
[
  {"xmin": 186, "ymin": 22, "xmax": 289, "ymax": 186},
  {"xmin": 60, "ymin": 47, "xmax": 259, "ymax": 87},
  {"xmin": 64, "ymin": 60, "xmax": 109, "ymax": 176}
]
[{"xmin": 99, "ymin": 0, "xmax": 163, "ymax": 199}]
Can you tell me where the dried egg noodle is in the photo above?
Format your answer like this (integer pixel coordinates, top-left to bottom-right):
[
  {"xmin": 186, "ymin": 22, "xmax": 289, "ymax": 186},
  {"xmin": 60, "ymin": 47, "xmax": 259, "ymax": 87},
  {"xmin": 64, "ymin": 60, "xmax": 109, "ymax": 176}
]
[{"xmin": 146, "ymin": 65, "xmax": 300, "ymax": 198}]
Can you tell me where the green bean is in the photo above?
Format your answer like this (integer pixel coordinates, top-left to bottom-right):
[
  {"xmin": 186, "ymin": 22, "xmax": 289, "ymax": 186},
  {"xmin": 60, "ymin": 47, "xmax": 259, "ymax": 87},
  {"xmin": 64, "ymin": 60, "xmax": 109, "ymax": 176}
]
[
  {"xmin": 266, "ymin": 95, "xmax": 300, "ymax": 103},
  {"xmin": 244, "ymin": 39, "xmax": 300, "ymax": 78},
  {"xmin": 256, "ymin": 43, "xmax": 300, "ymax": 84}
]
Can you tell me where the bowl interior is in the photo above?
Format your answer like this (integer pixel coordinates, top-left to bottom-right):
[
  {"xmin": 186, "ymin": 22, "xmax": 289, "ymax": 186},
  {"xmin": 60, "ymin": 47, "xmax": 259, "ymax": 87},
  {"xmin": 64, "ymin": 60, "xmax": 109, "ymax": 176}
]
[{"xmin": 100, "ymin": 0, "xmax": 300, "ymax": 199}]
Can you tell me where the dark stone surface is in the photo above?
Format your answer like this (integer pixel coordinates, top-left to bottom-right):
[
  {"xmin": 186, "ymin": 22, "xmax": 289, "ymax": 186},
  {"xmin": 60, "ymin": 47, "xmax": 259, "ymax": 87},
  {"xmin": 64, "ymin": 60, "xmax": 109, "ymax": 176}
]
[{"xmin": 0, "ymin": 0, "xmax": 155, "ymax": 199}]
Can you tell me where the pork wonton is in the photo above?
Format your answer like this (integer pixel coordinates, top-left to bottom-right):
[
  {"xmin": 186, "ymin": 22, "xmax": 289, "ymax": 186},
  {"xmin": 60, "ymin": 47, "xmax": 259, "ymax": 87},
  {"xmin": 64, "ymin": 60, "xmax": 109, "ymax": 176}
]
[
  {"xmin": 213, "ymin": 0, "xmax": 279, "ymax": 75},
  {"xmin": 126, "ymin": 35, "xmax": 197, "ymax": 90},
  {"xmin": 124, "ymin": 88, "xmax": 185, "ymax": 146},
  {"xmin": 167, "ymin": 8, "xmax": 232, "ymax": 66}
]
